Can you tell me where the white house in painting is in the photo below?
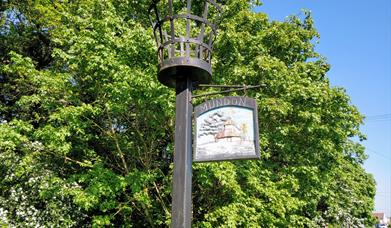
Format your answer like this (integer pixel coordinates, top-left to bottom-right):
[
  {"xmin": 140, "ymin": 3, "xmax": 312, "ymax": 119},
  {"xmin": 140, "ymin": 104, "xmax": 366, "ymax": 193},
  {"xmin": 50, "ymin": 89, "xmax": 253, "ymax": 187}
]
[{"xmin": 373, "ymin": 212, "xmax": 388, "ymax": 226}]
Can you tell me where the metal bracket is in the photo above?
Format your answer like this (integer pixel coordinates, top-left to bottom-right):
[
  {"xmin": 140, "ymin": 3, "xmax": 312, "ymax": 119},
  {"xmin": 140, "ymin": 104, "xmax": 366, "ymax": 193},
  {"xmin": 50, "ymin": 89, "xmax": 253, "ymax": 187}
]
[{"xmin": 192, "ymin": 84, "xmax": 265, "ymax": 99}]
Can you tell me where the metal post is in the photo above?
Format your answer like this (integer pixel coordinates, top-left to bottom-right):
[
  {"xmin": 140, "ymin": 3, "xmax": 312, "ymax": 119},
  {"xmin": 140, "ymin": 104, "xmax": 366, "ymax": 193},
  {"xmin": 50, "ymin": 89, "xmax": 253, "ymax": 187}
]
[{"xmin": 172, "ymin": 77, "xmax": 193, "ymax": 228}]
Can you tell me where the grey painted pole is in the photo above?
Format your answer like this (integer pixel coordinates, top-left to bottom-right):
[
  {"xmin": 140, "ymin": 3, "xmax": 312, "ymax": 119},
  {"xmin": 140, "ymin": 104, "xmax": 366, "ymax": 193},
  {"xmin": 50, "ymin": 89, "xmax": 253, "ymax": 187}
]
[{"xmin": 172, "ymin": 78, "xmax": 193, "ymax": 227}]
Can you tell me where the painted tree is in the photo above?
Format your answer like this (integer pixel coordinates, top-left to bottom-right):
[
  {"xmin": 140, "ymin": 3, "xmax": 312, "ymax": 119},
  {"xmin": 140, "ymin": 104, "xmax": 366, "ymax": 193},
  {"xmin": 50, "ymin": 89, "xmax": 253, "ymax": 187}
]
[
  {"xmin": 0, "ymin": 0, "xmax": 375, "ymax": 227},
  {"xmin": 198, "ymin": 112, "xmax": 226, "ymax": 138}
]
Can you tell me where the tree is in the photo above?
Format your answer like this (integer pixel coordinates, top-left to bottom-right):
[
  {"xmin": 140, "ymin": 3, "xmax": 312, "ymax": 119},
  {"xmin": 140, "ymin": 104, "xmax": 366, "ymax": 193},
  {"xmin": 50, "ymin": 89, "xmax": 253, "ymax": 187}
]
[
  {"xmin": 198, "ymin": 111, "xmax": 227, "ymax": 138},
  {"xmin": 0, "ymin": 0, "xmax": 375, "ymax": 227}
]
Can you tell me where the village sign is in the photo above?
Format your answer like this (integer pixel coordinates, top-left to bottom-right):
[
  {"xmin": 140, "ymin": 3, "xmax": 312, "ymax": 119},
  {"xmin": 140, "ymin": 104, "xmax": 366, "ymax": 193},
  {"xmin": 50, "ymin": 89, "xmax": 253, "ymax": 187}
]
[{"xmin": 194, "ymin": 96, "xmax": 260, "ymax": 162}]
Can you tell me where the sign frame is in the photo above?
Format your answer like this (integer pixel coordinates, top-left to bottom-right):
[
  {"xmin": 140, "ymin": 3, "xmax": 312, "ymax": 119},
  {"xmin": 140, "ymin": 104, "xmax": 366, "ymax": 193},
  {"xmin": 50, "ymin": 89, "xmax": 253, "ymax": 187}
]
[{"xmin": 193, "ymin": 96, "xmax": 260, "ymax": 162}]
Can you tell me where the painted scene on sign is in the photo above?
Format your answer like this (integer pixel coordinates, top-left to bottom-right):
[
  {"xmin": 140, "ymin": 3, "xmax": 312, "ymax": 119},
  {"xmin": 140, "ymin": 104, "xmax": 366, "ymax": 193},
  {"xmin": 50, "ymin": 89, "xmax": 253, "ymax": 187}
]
[{"xmin": 196, "ymin": 106, "xmax": 256, "ymax": 160}]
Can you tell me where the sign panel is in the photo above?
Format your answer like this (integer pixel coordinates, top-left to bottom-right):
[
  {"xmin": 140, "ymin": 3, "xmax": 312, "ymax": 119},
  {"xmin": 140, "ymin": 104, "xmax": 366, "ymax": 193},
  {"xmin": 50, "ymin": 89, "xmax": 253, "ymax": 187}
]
[{"xmin": 194, "ymin": 96, "xmax": 260, "ymax": 162}]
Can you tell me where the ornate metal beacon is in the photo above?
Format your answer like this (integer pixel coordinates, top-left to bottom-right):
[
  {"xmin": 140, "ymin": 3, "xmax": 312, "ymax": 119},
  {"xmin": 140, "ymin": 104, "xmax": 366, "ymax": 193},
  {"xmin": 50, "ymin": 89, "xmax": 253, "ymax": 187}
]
[
  {"xmin": 149, "ymin": 0, "xmax": 222, "ymax": 227},
  {"xmin": 149, "ymin": 0, "xmax": 221, "ymax": 88}
]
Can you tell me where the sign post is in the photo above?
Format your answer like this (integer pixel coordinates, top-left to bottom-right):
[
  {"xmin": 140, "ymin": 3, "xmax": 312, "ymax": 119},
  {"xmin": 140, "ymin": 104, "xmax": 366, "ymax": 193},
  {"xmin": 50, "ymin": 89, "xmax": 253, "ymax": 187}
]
[
  {"xmin": 172, "ymin": 78, "xmax": 193, "ymax": 227},
  {"xmin": 144, "ymin": 1, "xmax": 266, "ymax": 227},
  {"xmin": 149, "ymin": 0, "xmax": 222, "ymax": 226}
]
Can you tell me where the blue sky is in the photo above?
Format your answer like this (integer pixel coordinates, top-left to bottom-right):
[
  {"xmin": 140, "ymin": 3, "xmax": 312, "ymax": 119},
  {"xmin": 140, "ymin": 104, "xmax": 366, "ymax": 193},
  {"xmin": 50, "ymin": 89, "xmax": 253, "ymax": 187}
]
[{"xmin": 255, "ymin": 0, "xmax": 391, "ymax": 217}]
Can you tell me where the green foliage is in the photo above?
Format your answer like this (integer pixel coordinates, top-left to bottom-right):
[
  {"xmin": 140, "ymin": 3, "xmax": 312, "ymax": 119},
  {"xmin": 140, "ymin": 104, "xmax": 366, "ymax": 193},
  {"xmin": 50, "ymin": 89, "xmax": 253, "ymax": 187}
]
[{"xmin": 0, "ymin": 0, "xmax": 375, "ymax": 227}]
